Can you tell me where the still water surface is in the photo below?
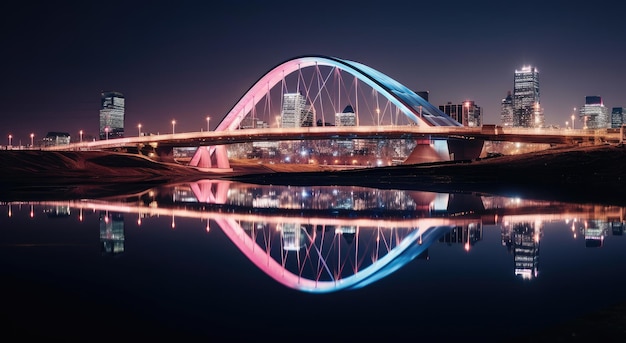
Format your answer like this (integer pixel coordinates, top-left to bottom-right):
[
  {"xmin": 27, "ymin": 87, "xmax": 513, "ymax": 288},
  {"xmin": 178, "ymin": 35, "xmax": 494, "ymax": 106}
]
[{"xmin": 2, "ymin": 179, "xmax": 626, "ymax": 341}]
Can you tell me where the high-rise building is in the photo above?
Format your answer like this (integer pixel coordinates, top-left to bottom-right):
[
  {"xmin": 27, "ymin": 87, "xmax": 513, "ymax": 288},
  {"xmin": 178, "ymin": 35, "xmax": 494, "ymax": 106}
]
[
  {"xmin": 465, "ymin": 100, "xmax": 482, "ymax": 127},
  {"xmin": 501, "ymin": 91, "xmax": 514, "ymax": 127},
  {"xmin": 281, "ymin": 93, "xmax": 314, "ymax": 128},
  {"xmin": 513, "ymin": 66, "xmax": 542, "ymax": 128},
  {"xmin": 438, "ymin": 101, "xmax": 481, "ymax": 127},
  {"xmin": 335, "ymin": 105, "xmax": 356, "ymax": 126},
  {"xmin": 579, "ymin": 96, "xmax": 609, "ymax": 129},
  {"xmin": 439, "ymin": 102, "xmax": 462, "ymax": 124},
  {"xmin": 611, "ymin": 107, "xmax": 625, "ymax": 129},
  {"xmin": 99, "ymin": 91, "xmax": 125, "ymax": 140}
]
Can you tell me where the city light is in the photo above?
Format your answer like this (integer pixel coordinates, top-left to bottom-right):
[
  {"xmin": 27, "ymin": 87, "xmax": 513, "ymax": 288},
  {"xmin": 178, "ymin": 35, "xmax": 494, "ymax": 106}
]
[
  {"xmin": 172, "ymin": 120, "xmax": 176, "ymax": 134},
  {"xmin": 8, "ymin": 134, "xmax": 12, "ymax": 146},
  {"xmin": 206, "ymin": 116, "xmax": 210, "ymax": 131},
  {"xmin": 30, "ymin": 133, "xmax": 34, "ymax": 147},
  {"xmin": 105, "ymin": 127, "xmax": 109, "ymax": 140},
  {"xmin": 138, "ymin": 123, "xmax": 142, "ymax": 137},
  {"xmin": 79, "ymin": 130, "xmax": 83, "ymax": 143}
]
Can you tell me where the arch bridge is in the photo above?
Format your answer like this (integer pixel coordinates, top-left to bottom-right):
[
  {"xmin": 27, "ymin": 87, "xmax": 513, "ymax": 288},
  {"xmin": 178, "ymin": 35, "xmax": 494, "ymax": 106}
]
[{"xmin": 44, "ymin": 55, "xmax": 625, "ymax": 169}]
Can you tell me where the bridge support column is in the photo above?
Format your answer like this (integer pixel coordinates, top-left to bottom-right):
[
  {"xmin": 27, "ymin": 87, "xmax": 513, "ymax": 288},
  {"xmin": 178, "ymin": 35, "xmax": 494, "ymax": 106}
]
[
  {"xmin": 403, "ymin": 138, "xmax": 451, "ymax": 165},
  {"xmin": 189, "ymin": 145, "xmax": 231, "ymax": 170},
  {"xmin": 447, "ymin": 138, "xmax": 484, "ymax": 161}
]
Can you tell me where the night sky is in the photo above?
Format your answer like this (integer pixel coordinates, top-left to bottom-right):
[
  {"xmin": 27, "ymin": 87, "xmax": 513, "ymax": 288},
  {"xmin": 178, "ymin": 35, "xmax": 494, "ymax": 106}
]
[{"xmin": 1, "ymin": 0, "xmax": 624, "ymax": 144}]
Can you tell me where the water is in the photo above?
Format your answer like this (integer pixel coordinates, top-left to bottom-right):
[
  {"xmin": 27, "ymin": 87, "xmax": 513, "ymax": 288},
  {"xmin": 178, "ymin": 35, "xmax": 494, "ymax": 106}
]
[{"xmin": 2, "ymin": 179, "xmax": 626, "ymax": 341}]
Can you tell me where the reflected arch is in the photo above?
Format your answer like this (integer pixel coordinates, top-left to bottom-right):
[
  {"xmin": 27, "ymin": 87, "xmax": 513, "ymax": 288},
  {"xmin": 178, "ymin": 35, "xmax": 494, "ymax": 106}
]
[{"xmin": 215, "ymin": 215, "xmax": 453, "ymax": 294}]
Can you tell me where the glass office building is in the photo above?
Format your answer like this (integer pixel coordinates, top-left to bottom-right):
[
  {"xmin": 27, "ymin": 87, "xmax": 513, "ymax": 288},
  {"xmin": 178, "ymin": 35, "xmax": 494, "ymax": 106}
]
[
  {"xmin": 99, "ymin": 91, "xmax": 125, "ymax": 140},
  {"xmin": 513, "ymin": 66, "xmax": 542, "ymax": 128}
]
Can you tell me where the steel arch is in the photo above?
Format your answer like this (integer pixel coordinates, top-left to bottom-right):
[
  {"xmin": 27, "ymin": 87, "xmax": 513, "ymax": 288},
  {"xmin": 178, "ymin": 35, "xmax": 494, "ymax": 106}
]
[{"xmin": 215, "ymin": 55, "xmax": 461, "ymax": 131}]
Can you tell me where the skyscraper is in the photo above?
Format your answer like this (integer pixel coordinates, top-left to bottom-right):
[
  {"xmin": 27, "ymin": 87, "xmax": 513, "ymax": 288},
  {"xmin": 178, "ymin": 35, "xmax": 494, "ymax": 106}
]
[
  {"xmin": 281, "ymin": 93, "xmax": 314, "ymax": 128},
  {"xmin": 500, "ymin": 91, "xmax": 514, "ymax": 127},
  {"xmin": 99, "ymin": 91, "xmax": 125, "ymax": 140},
  {"xmin": 513, "ymin": 66, "xmax": 542, "ymax": 128},
  {"xmin": 579, "ymin": 96, "xmax": 609, "ymax": 129},
  {"xmin": 610, "ymin": 107, "xmax": 625, "ymax": 129}
]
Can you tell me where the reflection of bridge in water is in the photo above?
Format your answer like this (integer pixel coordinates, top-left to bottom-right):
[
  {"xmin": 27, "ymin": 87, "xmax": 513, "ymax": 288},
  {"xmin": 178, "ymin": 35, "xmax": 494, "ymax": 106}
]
[
  {"xmin": 23, "ymin": 179, "xmax": 626, "ymax": 292},
  {"xmin": 43, "ymin": 55, "xmax": 625, "ymax": 170}
]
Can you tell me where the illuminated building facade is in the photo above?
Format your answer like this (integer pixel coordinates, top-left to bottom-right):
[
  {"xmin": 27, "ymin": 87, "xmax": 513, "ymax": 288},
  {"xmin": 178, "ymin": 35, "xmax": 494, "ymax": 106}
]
[
  {"xmin": 42, "ymin": 131, "xmax": 71, "ymax": 146},
  {"xmin": 100, "ymin": 211, "xmax": 125, "ymax": 255},
  {"xmin": 501, "ymin": 91, "xmax": 514, "ymax": 127},
  {"xmin": 99, "ymin": 91, "xmax": 125, "ymax": 140},
  {"xmin": 438, "ymin": 101, "xmax": 481, "ymax": 127},
  {"xmin": 610, "ymin": 107, "xmax": 625, "ymax": 129},
  {"xmin": 513, "ymin": 66, "xmax": 543, "ymax": 128},
  {"xmin": 579, "ymin": 96, "xmax": 609, "ymax": 129},
  {"xmin": 512, "ymin": 222, "xmax": 540, "ymax": 279},
  {"xmin": 281, "ymin": 93, "xmax": 314, "ymax": 128},
  {"xmin": 335, "ymin": 105, "xmax": 356, "ymax": 126}
]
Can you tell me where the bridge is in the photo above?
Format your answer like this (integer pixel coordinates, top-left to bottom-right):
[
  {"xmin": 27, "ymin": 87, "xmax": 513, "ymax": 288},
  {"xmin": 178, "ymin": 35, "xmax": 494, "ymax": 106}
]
[{"xmin": 43, "ymin": 55, "xmax": 626, "ymax": 169}]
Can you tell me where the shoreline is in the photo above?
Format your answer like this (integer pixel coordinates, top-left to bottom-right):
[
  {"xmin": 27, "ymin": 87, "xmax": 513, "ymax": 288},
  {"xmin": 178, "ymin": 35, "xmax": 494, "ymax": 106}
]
[{"xmin": 1, "ymin": 145, "xmax": 625, "ymax": 205}]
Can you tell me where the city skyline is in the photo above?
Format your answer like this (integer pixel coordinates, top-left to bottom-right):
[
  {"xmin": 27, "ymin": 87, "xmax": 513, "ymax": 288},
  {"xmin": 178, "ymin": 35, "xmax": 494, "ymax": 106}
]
[{"xmin": 1, "ymin": 1, "xmax": 624, "ymax": 143}]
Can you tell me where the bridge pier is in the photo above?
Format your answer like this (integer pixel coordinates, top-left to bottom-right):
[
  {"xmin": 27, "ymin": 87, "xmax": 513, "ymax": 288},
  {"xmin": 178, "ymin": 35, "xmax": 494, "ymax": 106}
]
[
  {"xmin": 189, "ymin": 145, "xmax": 231, "ymax": 170},
  {"xmin": 447, "ymin": 138, "xmax": 484, "ymax": 161},
  {"xmin": 403, "ymin": 137, "xmax": 484, "ymax": 165}
]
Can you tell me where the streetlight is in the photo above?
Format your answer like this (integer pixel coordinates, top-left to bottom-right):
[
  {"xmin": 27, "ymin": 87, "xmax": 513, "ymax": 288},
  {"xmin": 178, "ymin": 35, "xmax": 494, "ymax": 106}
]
[
  {"xmin": 572, "ymin": 108, "xmax": 576, "ymax": 130},
  {"xmin": 172, "ymin": 120, "xmax": 176, "ymax": 134},
  {"xmin": 30, "ymin": 133, "xmax": 34, "ymax": 147},
  {"xmin": 138, "ymin": 123, "xmax": 142, "ymax": 137},
  {"xmin": 206, "ymin": 116, "xmax": 211, "ymax": 131},
  {"xmin": 105, "ymin": 127, "xmax": 109, "ymax": 140},
  {"xmin": 565, "ymin": 121, "xmax": 569, "ymax": 130},
  {"xmin": 79, "ymin": 130, "xmax": 83, "ymax": 143},
  {"xmin": 8, "ymin": 134, "xmax": 12, "ymax": 146}
]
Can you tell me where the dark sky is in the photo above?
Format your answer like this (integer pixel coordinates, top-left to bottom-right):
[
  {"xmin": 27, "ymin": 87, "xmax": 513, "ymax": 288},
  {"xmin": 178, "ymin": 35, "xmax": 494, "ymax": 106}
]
[{"xmin": 1, "ymin": 0, "xmax": 624, "ymax": 143}]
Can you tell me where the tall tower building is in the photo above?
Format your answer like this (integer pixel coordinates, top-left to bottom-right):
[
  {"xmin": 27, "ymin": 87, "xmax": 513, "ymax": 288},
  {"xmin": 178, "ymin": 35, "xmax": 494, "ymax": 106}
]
[
  {"xmin": 464, "ymin": 100, "xmax": 482, "ymax": 127},
  {"xmin": 513, "ymin": 66, "xmax": 542, "ymax": 128},
  {"xmin": 281, "ymin": 93, "xmax": 314, "ymax": 128},
  {"xmin": 611, "ymin": 107, "xmax": 625, "ymax": 128},
  {"xmin": 99, "ymin": 91, "xmax": 125, "ymax": 140},
  {"xmin": 501, "ymin": 91, "xmax": 514, "ymax": 127},
  {"xmin": 579, "ymin": 96, "xmax": 609, "ymax": 129}
]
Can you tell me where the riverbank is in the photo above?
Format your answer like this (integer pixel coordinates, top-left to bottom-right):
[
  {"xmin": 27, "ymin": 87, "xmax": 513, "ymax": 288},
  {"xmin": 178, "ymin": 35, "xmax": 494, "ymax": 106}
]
[
  {"xmin": 229, "ymin": 144, "xmax": 626, "ymax": 206},
  {"xmin": 0, "ymin": 150, "xmax": 208, "ymax": 200},
  {"xmin": 1, "ymin": 144, "xmax": 626, "ymax": 204}
]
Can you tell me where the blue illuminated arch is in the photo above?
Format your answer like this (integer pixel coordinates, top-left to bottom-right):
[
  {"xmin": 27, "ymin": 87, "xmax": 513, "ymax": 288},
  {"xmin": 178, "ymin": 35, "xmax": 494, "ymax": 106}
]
[{"xmin": 215, "ymin": 55, "xmax": 461, "ymax": 131}]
